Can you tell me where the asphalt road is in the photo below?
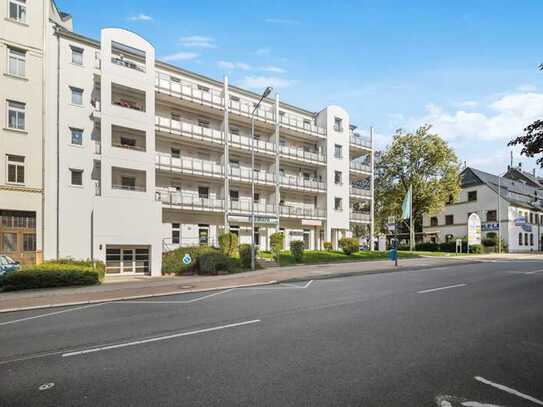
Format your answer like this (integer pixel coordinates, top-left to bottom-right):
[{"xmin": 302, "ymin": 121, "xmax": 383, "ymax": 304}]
[{"xmin": 1, "ymin": 260, "xmax": 542, "ymax": 406}]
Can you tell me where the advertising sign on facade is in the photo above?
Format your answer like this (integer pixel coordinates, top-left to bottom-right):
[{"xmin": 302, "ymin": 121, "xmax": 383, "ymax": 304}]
[
  {"xmin": 481, "ymin": 223, "xmax": 499, "ymax": 232},
  {"xmin": 467, "ymin": 213, "xmax": 482, "ymax": 246}
]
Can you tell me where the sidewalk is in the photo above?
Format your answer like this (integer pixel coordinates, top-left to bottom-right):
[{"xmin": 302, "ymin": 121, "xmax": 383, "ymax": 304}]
[{"xmin": 0, "ymin": 254, "xmax": 523, "ymax": 313}]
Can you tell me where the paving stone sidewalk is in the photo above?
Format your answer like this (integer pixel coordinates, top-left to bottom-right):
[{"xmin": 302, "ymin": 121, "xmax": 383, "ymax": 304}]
[{"xmin": 0, "ymin": 254, "xmax": 529, "ymax": 312}]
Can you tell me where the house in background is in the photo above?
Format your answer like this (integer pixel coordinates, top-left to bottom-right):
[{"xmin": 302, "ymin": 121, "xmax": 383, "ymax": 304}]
[{"xmin": 422, "ymin": 166, "xmax": 543, "ymax": 253}]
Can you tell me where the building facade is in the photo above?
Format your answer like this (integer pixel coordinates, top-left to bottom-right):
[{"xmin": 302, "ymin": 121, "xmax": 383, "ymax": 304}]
[
  {"xmin": 422, "ymin": 166, "xmax": 543, "ymax": 253},
  {"xmin": 1, "ymin": 0, "xmax": 374, "ymax": 275}
]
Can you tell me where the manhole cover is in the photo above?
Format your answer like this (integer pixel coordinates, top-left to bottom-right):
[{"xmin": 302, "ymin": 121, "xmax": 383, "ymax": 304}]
[{"xmin": 39, "ymin": 383, "xmax": 55, "ymax": 391}]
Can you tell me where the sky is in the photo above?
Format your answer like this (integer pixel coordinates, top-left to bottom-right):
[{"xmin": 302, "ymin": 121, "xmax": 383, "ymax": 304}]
[{"xmin": 57, "ymin": 0, "xmax": 543, "ymax": 176}]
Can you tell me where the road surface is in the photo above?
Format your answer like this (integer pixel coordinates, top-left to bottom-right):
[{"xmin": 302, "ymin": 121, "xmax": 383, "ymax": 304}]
[{"xmin": 1, "ymin": 260, "xmax": 542, "ymax": 406}]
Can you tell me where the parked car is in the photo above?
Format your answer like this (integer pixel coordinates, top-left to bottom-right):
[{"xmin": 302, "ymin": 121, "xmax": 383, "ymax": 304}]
[{"xmin": 0, "ymin": 255, "xmax": 20, "ymax": 276}]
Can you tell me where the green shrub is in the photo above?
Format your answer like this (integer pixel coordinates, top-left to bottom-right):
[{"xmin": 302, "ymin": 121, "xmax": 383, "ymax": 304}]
[
  {"xmin": 481, "ymin": 238, "xmax": 497, "ymax": 247},
  {"xmin": 239, "ymin": 244, "xmax": 257, "ymax": 269},
  {"xmin": 338, "ymin": 237, "xmax": 360, "ymax": 255},
  {"xmin": 162, "ymin": 246, "xmax": 217, "ymax": 275},
  {"xmin": 42, "ymin": 258, "xmax": 105, "ymax": 281},
  {"xmin": 198, "ymin": 252, "xmax": 240, "ymax": 275},
  {"xmin": 323, "ymin": 241, "xmax": 333, "ymax": 251},
  {"xmin": 2, "ymin": 264, "xmax": 100, "ymax": 291},
  {"xmin": 270, "ymin": 232, "xmax": 284, "ymax": 261},
  {"xmin": 218, "ymin": 232, "xmax": 239, "ymax": 257},
  {"xmin": 469, "ymin": 244, "xmax": 482, "ymax": 254},
  {"xmin": 290, "ymin": 240, "xmax": 305, "ymax": 262}
]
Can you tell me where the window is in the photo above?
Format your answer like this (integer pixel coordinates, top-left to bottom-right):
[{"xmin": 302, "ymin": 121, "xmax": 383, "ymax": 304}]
[
  {"xmin": 198, "ymin": 225, "xmax": 209, "ymax": 245},
  {"xmin": 2, "ymin": 233, "xmax": 17, "ymax": 252},
  {"xmin": 23, "ymin": 233, "xmax": 36, "ymax": 251},
  {"xmin": 530, "ymin": 213, "xmax": 534, "ymax": 224},
  {"xmin": 467, "ymin": 191, "xmax": 477, "ymax": 202},
  {"xmin": 70, "ymin": 169, "xmax": 83, "ymax": 186},
  {"xmin": 486, "ymin": 210, "xmax": 497, "ymax": 222},
  {"xmin": 7, "ymin": 100, "xmax": 25, "ymax": 130},
  {"xmin": 530, "ymin": 233, "xmax": 534, "ymax": 246},
  {"xmin": 334, "ymin": 171, "xmax": 343, "ymax": 185},
  {"xmin": 334, "ymin": 144, "xmax": 343, "ymax": 159},
  {"xmin": 519, "ymin": 233, "xmax": 523, "ymax": 246},
  {"xmin": 229, "ymin": 159, "xmax": 240, "ymax": 168},
  {"xmin": 254, "ymin": 193, "xmax": 260, "ymax": 203},
  {"xmin": 172, "ymin": 223, "xmax": 180, "ymax": 244},
  {"xmin": 171, "ymin": 112, "xmax": 180, "ymax": 121},
  {"xmin": 70, "ymin": 87, "xmax": 83, "ymax": 105},
  {"xmin": 198, "ymin": 187, "xmax": 209, "ymax": 199},
  {"xmin": 198, "ymin": 119, "xmax": 210, "ymax": 128},
  {"xmin": 6, "ymin": 154, "xmax": 24, "ymax": 184},
  {"xmin": 230, "ymin": 96, "xmax": 240, "ymax": 102},
  {"xmin": 70, "ymin": 128, "xmax": 83, "ymax": 145},
  {"xmin": 334, "ymin": 197, "xmax": 342, "ymax": 211},
  {"xmin": 430, "ymin": 216, "xmax": 438, "ymax": 226},
  {"xmin": 8, "ymin": 0, "xmax": 26, "ymax": 23},
  {"xmin": 121, "ymin": 176, "xmax": 136, "ymax": 190},
  {"xmin": 334, "ymin": 117, "xmax": 343, "ymax": 132},
  {"xmin": 230, "ymin": 127, "xmax": 239, "ymax": 135},
  {"xmin": 229, "ymin": 190, "xmax": 239, "ymax": 202},
  {"xmin": 524, "ymin": 233, "xmax": 528, "ymax": 246},
  {"xmin": 171, "ymin": 147, "xmax": 180, "ymax": 158},
  {"xmin": 197, "ymin": 85, "xmax": 210, "ymax": 92},
  {"xmin": 8, "ymin": 47, "xmax": 25, "ymax": 77},
  {"xmin": 254, "ymin": 227, "xmax": 260, "ymax": 246},
  {"xmin": 120, "ymin": 137, "xmax": 136, "ymax": 148},
  {"xmin": 303, "ymin": 119, "xmax": 311, "ymax": 129},
  {"xmin": 445, "ymin": 215, "xmax": 454, "ymax": 225},
  {"xmin": 71, "ymin": 46, "xmax": 84, "ymax": 65}
]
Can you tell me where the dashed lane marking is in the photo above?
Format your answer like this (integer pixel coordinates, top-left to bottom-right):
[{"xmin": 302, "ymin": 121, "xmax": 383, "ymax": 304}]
[
  {"xmin": 474, "ymin": 376, "xmax": 543, "ymax": 405},
  {"xmin": 417, "ymin": 284, "xmax": 467, "ymax": 294}
]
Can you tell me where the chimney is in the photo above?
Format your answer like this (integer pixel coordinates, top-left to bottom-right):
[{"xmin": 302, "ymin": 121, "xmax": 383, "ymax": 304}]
[{"xmin": 533, "ymin": 168, "xmax": 536, "ymax": 176}]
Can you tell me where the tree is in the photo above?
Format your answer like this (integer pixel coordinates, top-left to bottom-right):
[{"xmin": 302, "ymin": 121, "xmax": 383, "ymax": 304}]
[
  {"xmin": 374, "ymin": 125, "xmax": 461, "ymax": 236},
  {"xmin": 508, "ymin": 64, "xmax": 543, "ymax": 165}
]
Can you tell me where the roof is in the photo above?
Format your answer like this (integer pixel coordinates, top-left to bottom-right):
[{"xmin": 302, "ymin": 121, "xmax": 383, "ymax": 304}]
[
  {"xmin": 503, "ymin": 166, "xmax": 543, "ymax": 188},
  {"xmin": 461, "ymin": 167, "xmax": 543, "ymax": 211}
]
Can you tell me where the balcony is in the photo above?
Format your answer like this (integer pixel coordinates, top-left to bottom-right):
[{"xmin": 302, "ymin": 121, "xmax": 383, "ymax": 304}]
[
  {"xmin": 91, "ymin": 99, "xmax": 101, "ymax": 120},
  {"xmin": 350, "ymin": 162, "xmax": 372, "ymax": 174},
  {"xmin": 229, "ymin": 200, "xmax": 275, "ymax": 215},
  {"xmin": 229, "ymin": 99, "xmax": 275, "ymax": 124},
  {"xmin": 156, "ymin": 73, "xmax": 224, "ymax": 110},
  {"xmin": 111, "ymin": 83, "xmax": 146, "ymax": 112},
  {"xmin": 156, "ymin": 189, "xmax": 224, "ymax": 212},
  {"xmin": 229, "ymin": 166, "xmax": 275, "ymax": 185},
  {"xmin": 279, "ymin": 115, "xmax": 326, "ymax": 139},
  {"xmin": 350, "ymin": 186, "xmax": 371, "ymax": 198},
  {"xmin": 156, "ymin": 154, "xmax": 224, "ymax": 179},
  {"xmin": 279, "ymin": 144, "xmax": 326, "ymax": 164},
  {"xmin": 111, "ymin": 167, "xmax": 147, "ymax": 192},
  {"xmin": 280, "ymin": 175, "xmax": 326, "ymax": 192},
  {"xmin": 155, "ymin": 116, "xmax": 224, "ymax": 145},
  {"xmin": 350, "ymin": 209, "xmax": 371, "ymax": 223},
  {"xmin": 111, "ymin": 125, "xmax": 146, "ymax": 152},
  {"xmin": 280, "ymin": 205, "xmax": 326, "ymax": 219},
  {"xmin": 229, "ymin": 133, "xmax": 276, "ymax": 155},
  {"xmin": 350, "ymin": 132, "xmax": 372, "ymax": 149}
]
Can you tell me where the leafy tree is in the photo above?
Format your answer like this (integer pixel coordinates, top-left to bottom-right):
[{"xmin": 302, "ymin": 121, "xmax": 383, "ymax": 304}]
[
  {"xmin": 374, "ymin": 125, "xmax": 461, "ymax": 233},
  {"xmin": 508, "ymin": 64, "xmax": 543, "ymax": 165}
]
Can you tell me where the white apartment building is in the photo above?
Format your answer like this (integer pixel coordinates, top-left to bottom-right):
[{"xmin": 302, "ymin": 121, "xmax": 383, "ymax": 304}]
[
  {"xmin": 422, "ymin": 166, "xmax": 543, "ymax": 253},
  {"xmin": 1, "ymin": 0, "xmax": 374, "ymax": 276}
]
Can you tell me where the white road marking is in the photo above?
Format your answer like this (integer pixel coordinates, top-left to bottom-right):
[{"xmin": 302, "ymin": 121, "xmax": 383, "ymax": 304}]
[
  {"xmin": 475, "ymin": 376, "xmax": 543, "ymax": 405},
  {"xmin": 242, "ymin": 280, "xmax": 314, "ymax": 290},
  {"xmin": 0, "ymin": 303, "xmax": 105, "ymax": 326},
  {"xmin": 417, "ymin": 284, "xmax": 467, "ymax": 294},
  {"xmin": 524, "ymin": 269, "xmax": 543, "ymax": 275},
  {"xmin": 119, "ymin": 289, "xmax": 234, "ymax": 304},
  {"xmin": 62, "ymin": 319, "xmax": 260, "ymax": 357}
]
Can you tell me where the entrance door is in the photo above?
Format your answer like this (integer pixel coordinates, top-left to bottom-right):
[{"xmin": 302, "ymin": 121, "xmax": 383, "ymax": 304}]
[
  {"xmin": 303, "ymin": 229, "xmax": 310, "ymax": 249},
  {"xmin": 106, "ymin": 246, "xmax": 150, "ymax": 274}
]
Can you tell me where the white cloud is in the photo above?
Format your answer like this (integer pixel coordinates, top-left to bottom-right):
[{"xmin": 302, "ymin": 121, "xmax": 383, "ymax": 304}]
[
  {"xmin": 179, "ymin": 36, "xmax": 216, "ymax": 49},
  {"xmin": 218, "ymin": 61, "xmax": 251, "ymax": 71},
  {"xmin": 162, "ymin": 52, "xmax": 199, "ymax": 62},
  {"xmin": 128, "ymin": 13, "xmax": 153, "ymax": 21},
  {"xmin": 457, "ymin": 100, "xmax": 478, "ymax": 108},
  {"xmin": 255, "ymin": 48, "xmax": 271, "ymax": 56},
  {"xmin": 404, "ymin": 92, "xmax": 543, "ymax": 142},
  {"xmin": 265, "ymin": 18, "xmax": 300, "ymax": 25},
  {"xmin": 516, "ymin": 84, "xmax": 537, "ymax": 92},
  {"xmin": 238, "ymin": 76, "xmax": 298, "ymax": 90},
  {"xmin": 260, "ymin": 66, "xmax": 287, "ymax": 74}
]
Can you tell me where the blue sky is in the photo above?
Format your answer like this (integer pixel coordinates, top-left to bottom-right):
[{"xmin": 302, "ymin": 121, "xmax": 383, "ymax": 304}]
[{"xmin": 58, "ymin": 0, "xmax": 543, "ymax": 174}]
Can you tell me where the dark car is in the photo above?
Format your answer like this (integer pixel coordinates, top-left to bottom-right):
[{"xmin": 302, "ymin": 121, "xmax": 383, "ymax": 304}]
[{"xmin": 0, "ymin": 255, "xmax": 20, "ymax": 276}]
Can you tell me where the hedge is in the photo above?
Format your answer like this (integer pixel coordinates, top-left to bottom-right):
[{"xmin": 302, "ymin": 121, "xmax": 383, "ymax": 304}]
[
  {"xmin": 162, "ymin": 246, "xmax": 217, "ymax": 275},
  {"xmin": 338, "ymin": 237, "xmax": 360, "ymax": 255},
  {"xmin": 2, "ymin": 263, "xmax": 100, "ymax": 291},
  {"xmin": 290, "ymin": 240, "xmax": 305, "ymax": 262},
  {"xmin": 323, "ymin": 241, "xmax": 333, "ymax": 251},
  {"xmin": 199, "ymin": 252, "xmax": 240, "ymax": 275}
]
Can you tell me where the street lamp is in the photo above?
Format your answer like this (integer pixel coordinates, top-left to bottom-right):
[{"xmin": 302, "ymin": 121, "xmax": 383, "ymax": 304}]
[{"xmin": 251, "ymin": 86, "xmax": 273, "ymax": 270}]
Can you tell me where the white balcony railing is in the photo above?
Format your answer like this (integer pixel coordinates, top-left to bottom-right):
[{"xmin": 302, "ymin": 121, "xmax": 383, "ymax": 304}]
[
  {"xmin": 229, "ymin": 133, "xmax": 276, "ymax": 154},
  {"xmin": 279, "ymin": 115, "xmax": 326, "ymax": 138},
  {"xmin": 350, "ymin": 162, "xmax": 372, "ymax": 173},
  {"xmin": 350, "ymin": 133, "xmax": 372, "ymax": 148},
  {"xmin": 111, "ymin": 55, "xmax": 145, "ymax": 73},
  {"xmin": 279, "ymin": 205, "xmax": 326, "ymax": 218},
  {"xmin": 156, "ymin": 189, "xmax": 224, "ymax": 211},
  {"xmin": 156, "ymin": 73, "xmax": 224, "ymax": 110},
  {"xmin": 155, "ymin": 117, "xmax": 224, "ymax": 145},
  {"xmin": 229, "ymin": 99, "xmax": 275, "ymax": 124},
  {"xmin": 350, "ymin": 186, "xmax": 371, "ymax": 198},
  {"xmin": 229, "ymin": 167, "xmax": 275, "ymax": 184},
  {"xmin": 279, "ymin": 144, "xmax": 325, "ymax": 163},
  {"xmin": 229, "ymin": 200, "xmax": 275, "ymax": 215},
  {"xmin": 350, "ymin": 209, "xmax": 371, "ymax": 222},
  {"xmin": 280, "ymin": 175, "xmax": 326, "ymax": 191},
  {"xmin": 155, "ymin": 153, "xmax": 224, "ymax": 178},
  {"xmin": 112, "ymin": 184, "xmax": 146, "ymax": 192}
]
